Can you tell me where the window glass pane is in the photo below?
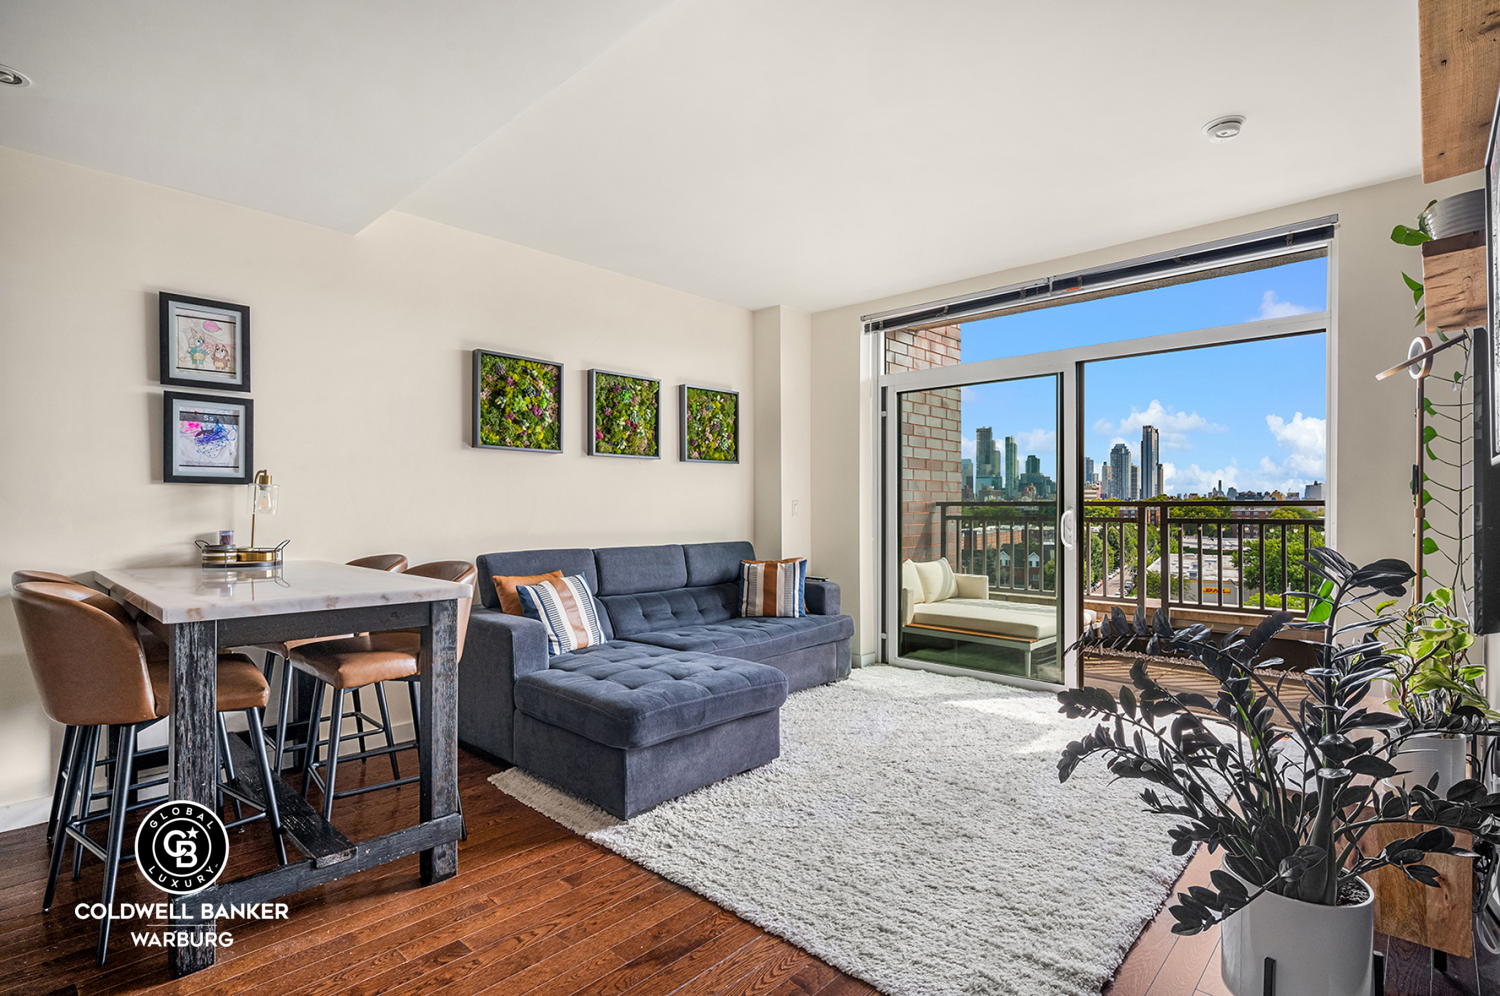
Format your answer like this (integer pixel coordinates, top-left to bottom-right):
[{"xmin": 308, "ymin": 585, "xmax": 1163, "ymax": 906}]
[{"xmin": 960, "ymin": 256, "xmax": 1327, "ymax": 364}]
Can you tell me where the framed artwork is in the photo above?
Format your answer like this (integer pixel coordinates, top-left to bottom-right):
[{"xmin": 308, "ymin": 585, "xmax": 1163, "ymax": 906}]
[
  {"xmin": 163, "ymin": 391, "xmax": 253, "ymax": 484},
  {"xmin": 589, "ymin": 369, "xmax": 660, "ymax": 459},
  {"xmin": 472, "ymin": 349, "xmax": 564, "ymax": 452},
  {"xmin": 679, "ymin": 384, "xmax": 739, "ymax": 463},
  {"xmin": 159, "ymin": 292, "xmax": 251, "ymax": 392}
]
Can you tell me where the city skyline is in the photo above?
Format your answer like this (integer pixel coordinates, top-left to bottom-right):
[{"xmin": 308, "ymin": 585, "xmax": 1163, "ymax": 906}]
[{"xmin": 956, "ymin": 257, "xmax": 1327, "ymax": 497}]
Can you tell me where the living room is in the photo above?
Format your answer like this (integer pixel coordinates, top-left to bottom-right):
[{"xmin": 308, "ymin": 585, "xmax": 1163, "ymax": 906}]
[{"xmin": 4, "ymin": 3, "xmax": 1500, "ymax": 995}]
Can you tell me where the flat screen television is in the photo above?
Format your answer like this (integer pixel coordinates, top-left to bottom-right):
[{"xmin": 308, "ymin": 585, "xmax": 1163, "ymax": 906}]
[{"xmin": 1476, "ymin": 80, "xmax": 1500, "ymax": 633}]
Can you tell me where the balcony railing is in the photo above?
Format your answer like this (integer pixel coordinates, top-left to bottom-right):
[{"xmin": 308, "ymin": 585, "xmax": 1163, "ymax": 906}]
[{"xmin": 933, "ymin": 498, "xmax": 1326, "ymax": 618}]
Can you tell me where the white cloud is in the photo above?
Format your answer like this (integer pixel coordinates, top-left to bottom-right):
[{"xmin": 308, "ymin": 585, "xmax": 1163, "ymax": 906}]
[
  {"xmin": 1253, "ymin": 411, "xmax": 1326, "ymax": 491},
  {"xmin": 1015, "ymin": 428, "xmax": 1055, "ymax": 454},
  {"xmin": 1257, "ymin": 291, "xmax": 1315, "ymax": 321},
  {"xmin": 1163, "ymin": 460, "xmax": 1240, "ymax": 495},
  {"xmin": 1094, "ymin": 400, "xmax": 1225, "ymax": 450}
]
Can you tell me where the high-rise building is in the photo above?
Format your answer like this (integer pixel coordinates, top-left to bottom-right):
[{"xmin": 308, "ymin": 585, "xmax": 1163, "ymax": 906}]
[
  {"xmin": 1109, "ymin": 443, "xmax": 1131, "ymax": 500},
  {"xmin": 1155, "ymin": 465, "xmax": 1164, "ymax": 498},
  {"xmin": 1084, "ymin": 457, "xmax": 1095, "ymax": 484},
  {"xmin": 1139, "ymin": 425, "xmax": 1160, "ymax": 501},
  {"xmin": 1130, "ymin": 464, "xmax": 1139, "ymax": 501},
  {"xmin": 1100, "ymin": 463, "xmax": 1112, "ymax": 497},
  {"xmin": 975, "ymin": 427, "xmax": 994, "ymax": 482},
  {"xmin": 1025, "ymin": 454, "xmax": 1041, "ymax": 475},
  {"xmin": 1004, "ymin": 436, "xmax": 1019, "ymax": 497},
  {"xmin": 1304, "ymin": 481, "xmax": 1324, "ymax": 500},
  {"xmin": 961, "ymin": 458, "xmax": 973, "ymax": 495}
]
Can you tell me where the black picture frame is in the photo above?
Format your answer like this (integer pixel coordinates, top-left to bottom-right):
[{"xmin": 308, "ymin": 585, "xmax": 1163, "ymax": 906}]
[
  {"xmin": 159, "ymin": 292, "xmax": 251, "ymax": 392},
  {"xmin": 679, "ymin": 384, "xmax": 740, "ymax": 463},
  {"xmin": 163, "ymin": 390, "xmax": 254, "ymax": 484},
  {"xmin": 588, "ymin": 369, "xmax": 661, "ymax": 459},
  {"xmin": 471, "ymin": 349, "xmax": 565, "ymax": 453}
]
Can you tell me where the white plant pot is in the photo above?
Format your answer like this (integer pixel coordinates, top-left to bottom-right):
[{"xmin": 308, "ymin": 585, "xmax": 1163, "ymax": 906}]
[
  {"xmin": 1220, "ymin": 878, "xmax": 1373, "ymax": 996},
  {"xmin": 1390, "ymin": 732, "xmax": 1468, "ymax": 796}
]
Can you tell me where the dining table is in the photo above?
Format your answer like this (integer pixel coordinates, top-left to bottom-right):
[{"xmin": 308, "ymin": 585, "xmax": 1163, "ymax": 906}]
[{"xmin": 89, "ymin": 560, "xmax": 470, "ymax": 977}]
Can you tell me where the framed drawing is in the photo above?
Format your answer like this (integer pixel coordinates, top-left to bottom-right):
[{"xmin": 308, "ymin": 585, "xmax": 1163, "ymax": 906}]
[
  {"xmin": 679, "ymin": 384, "xmax": 739, "ymax": 463},
  {"xmin": 159, "ymin": 292, "xmax": 251, "ymax": 392},
  {"xmin": 472, "ymin": 349, "xmax": 564, "ymax": 452},
  {"xmin": 163, "ymin": 391, "xmax": 253, "ymax": 484},
  {"xmin": 589, "ymin": 369, "xmax": 660, "ymax": 459}
]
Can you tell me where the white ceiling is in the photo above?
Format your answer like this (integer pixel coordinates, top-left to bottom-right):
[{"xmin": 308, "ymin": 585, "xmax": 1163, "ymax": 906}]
[{"xmin": 1, "ymin": 1, "xmax": 1422, "ymax": 312}]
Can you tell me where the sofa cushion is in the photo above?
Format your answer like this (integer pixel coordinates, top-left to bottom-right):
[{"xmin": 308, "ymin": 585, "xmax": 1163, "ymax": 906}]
[
  {"xmin": 514, "ymin": 646, "xmax": 788, "ymax": 750},
  {"xmin": 594, "ymin": 544, "xmax": 688, "ymax": 596},
  {"xmin": 600, "ymin": 584, "xmax": 737, "ymax": 639},
  {"xmin": 492, "ymin": 570, "xmax": 563, "ymax": 616},
  {"xmin": 739, "ymin": 557, "xmax": 807, "ymax": 618},
  {"xmin": 910, "ymin": 558, "xmax": 957, "ymax": 602},
  {"xmin": 621, "ymin": 613, "xmax": 855, "ymax": 662},
  {"xmin": 683, "ymin": 541, "xmax": 756, "ymax": 586}
]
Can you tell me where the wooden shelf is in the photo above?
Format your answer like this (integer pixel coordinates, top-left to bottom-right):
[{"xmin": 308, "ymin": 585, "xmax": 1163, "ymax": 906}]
[
  {"xmin": 1423, "ymin": 234, "xmax": 1487, "ymax": 332},
  {"xmin": 1420, "ymin": 0, "xmax": 1500, "ymax": 182}
]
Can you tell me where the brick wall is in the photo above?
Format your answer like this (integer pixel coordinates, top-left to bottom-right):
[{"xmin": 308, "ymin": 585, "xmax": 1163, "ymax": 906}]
[{"xmin": 888, "ymin": 326, "xmax": 963, "ymax": 564}]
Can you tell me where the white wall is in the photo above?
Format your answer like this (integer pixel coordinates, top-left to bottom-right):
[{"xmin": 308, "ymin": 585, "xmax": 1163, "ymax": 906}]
[
  {"xmin": 810, "ymin": 170, "xmax": 1484, "ymax": 662},
  {"xmin": 752, "ymin": 305, "xmax": 812, "ymax": 559},
  {"xmin": 0, "ymin": 146, "xmax": 755, "ymax": 821}
]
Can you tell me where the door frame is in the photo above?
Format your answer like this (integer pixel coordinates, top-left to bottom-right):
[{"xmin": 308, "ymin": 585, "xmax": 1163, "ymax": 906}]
[{"xmin": 877, "ymin": 309, "xmax": 1332, "ymax": 691}]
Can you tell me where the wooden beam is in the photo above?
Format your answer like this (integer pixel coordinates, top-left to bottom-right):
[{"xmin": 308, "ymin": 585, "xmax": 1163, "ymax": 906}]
[{"xmin": 1420, "ymin": 0, "xmax": 1500, "ymax": 182}]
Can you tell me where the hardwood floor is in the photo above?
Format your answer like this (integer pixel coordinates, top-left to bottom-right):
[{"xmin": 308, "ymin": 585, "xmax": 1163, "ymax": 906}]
[
  {"xmin": 1105, "ymin": 844, "xmax": 1500, "ymax": 996},
  {"xmin": 8, "ymin": 740, "xmax": 1493, "ymax": 996},
  {"xmin": 0, "ymin": 745, "xmax": 874, "ymax": 996}
]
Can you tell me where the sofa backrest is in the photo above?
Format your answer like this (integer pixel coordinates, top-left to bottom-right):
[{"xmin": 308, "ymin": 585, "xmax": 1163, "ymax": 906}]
[
  {"xmin": 592, "ymin": 540, "xmax": 756, "ymax": 639},
  {"xmin": 593, "ymin": 544, "xmax": 688, "ymax": 595},
  {"xmin": 475, "ymin": 547, "xmax": 599, "ymax": 609}
]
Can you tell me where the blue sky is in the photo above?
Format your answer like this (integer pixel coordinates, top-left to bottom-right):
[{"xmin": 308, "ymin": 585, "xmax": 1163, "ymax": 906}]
[{"xmin": 949, "ymin": 258, "xmax": 1329, "ymax": 496}]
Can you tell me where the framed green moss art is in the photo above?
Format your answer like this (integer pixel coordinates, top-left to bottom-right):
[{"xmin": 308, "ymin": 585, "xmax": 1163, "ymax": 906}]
[
  {"xmin": 589, "ymin": 369, "xmax": 660, "ymax": 459},
  {"xmin": 679, "ymin": 384, "xmax": 739, "ymax": 463},
  {"xmin": 472, "ymin": 349, "xmax": 563, "ymax": 453}
]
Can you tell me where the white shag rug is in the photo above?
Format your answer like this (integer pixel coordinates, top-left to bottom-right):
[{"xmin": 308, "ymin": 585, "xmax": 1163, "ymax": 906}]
[{"xmin": 488, "ymin": 665, "xmax": 1188, "ymax": 996}]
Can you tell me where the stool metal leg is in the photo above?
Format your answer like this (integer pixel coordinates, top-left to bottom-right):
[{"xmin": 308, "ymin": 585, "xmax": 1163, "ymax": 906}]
[
  {"xmin": 72, "ymin": 726, "xmax": 100, "ymax": 882},
  {"xmin": 262, "ymin": 650, "xmax": 276, "ymax": 680},
  {"xmin": 323, "ymin": 689, "xmax": 346, "ymax": 822},
  {"xmin": 300, "ymin": 681, "xmax": 326, "ymax": 798},
  {"xmin": 375, "ymin": 683, "xmax": 400, "ymax": 780},
  {"xmin": 273, "ymin": 654, "xmax": 294, "ymax": 772},
  {"xmin": 96, "ymin": 723, "xmax": 137, "ymax": 966},
  {"xmin": 43, "ymin": 727, "xmax": 86, "ymax": 912},
  {"xmin": 46, "ymin": 725, "xmax": 78, "ymax": 843},
  {"xmin": 352, "ymin": 688, "xmax": 369, "ymax": 754},
  {"xmin": 217, "ymin": 714, "xmax": 243, "ymax": 823},
  {"xmin": 245, "ymin": 707, "xmax": 287, "ymax": 866}
]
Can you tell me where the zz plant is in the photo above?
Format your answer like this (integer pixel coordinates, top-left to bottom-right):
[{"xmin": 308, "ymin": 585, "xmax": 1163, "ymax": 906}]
[{"xmin": 1057, "ymin": 548, "xmax": 1500, "ymax": 934}]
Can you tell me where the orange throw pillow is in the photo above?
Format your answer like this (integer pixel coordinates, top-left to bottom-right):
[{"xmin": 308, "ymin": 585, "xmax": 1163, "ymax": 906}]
[{"xmin": 492, "ymin": 570, "xmax": 564, "ymax": 616}]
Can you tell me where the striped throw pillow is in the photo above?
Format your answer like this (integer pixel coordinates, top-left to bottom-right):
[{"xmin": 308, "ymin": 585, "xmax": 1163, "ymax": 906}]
[
  {"xmin": 515, "ymin": 574, "xmax": 607, "ymax": 656},
  {"xmin": 738, "ymin": 558, "xmax": 808, "ymax": 618}
]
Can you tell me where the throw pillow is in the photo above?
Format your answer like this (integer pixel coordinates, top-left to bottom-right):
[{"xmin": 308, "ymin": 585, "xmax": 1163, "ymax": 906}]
[
  {"xmin": 911, "ymin": 558, "xmax": 957, "ymax": 603},
  {"xmin": 492, "ymin": 570, "xmax": 564, "ymax": 616},
  {"xmin": 739, "ymin": 557, "xmax": 808, "ymax": 618},
  {"xmin": 515, "ymin": 574, "xmax": 608, "ymax": 656}
]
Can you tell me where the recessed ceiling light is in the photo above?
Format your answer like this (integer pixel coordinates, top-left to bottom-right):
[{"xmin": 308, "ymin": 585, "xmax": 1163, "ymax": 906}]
[
  {"xmin": 0, "ymin": 64, "xmax": 31, "ymax": 87},
  {"xmin": 1203, "ymin": 115, "xmax": 1245, "ymax": 143}
]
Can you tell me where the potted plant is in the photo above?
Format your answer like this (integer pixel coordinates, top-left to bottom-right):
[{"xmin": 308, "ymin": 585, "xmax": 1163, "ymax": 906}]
[
  {"xmin": 1375, "ymin": 587, "xmax": 1496, "ymax": 795},
  {"xmin": 1057, "ymin": 549, "xmax": 1500, "ymax": 995}
]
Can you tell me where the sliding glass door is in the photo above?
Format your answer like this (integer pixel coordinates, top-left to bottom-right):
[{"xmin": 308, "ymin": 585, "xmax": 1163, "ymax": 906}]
[{"xmin": 884, "ymin": 354, "xmax": 1079, "ymax": 688}]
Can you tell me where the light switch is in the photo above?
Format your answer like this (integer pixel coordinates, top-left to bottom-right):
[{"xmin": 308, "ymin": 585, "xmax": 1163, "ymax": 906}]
[{"xmin": 791, "ymin": 500, "xmax": 800, "ymax": 517}]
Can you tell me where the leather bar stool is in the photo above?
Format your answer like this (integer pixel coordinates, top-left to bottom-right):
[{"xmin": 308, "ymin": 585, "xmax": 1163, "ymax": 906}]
[
  {"xmin": 289, "ymin": 560, "xmax": 474, "ymax": 823},
  {"xmin": 257, "ymin": 554, "xmax": 408, "ymax": 775},
  {"xmin": 12, "ymin": 582, "xmax": 286, "ymax": 965}
]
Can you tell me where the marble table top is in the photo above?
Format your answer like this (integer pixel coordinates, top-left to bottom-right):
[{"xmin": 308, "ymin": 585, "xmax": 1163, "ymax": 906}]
[{"xmin": 91, "ymin": 560, "xmax": 473, "ymax": 624}]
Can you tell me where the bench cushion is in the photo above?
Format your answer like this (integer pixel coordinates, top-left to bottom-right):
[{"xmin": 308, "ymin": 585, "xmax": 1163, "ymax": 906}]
[
  {"xmin": 908, "ymin": 598, "xmax": 1063, "ymax": 640},
  {"xmin": 513, "ymin": 646, "xmax": 788, "ymax": 750},
  {"xmin": 620, "ymin": 613, "xmax": 855, "ymax": 661}
]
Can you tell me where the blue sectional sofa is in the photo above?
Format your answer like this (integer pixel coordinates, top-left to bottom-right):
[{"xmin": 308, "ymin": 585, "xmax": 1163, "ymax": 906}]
[{"xmin": 458, "ymin": 541, "xmax": 853, "ymax": 817}]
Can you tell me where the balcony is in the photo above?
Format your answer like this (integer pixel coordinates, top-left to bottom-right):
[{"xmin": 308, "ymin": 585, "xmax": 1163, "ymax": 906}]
[{"xmin": 934, "ymin": 497, "xmax": 1326, "ymax": 658}]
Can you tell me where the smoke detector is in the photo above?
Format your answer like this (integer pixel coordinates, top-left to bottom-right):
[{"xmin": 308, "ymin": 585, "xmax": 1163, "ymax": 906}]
[
  {"xmin": 1203, "ymin": 115, "xmax": 1244, "ymax": 143},
  {"xmin": 0, "ymin": 65, "xmax": 31, "ymax": 87}
]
